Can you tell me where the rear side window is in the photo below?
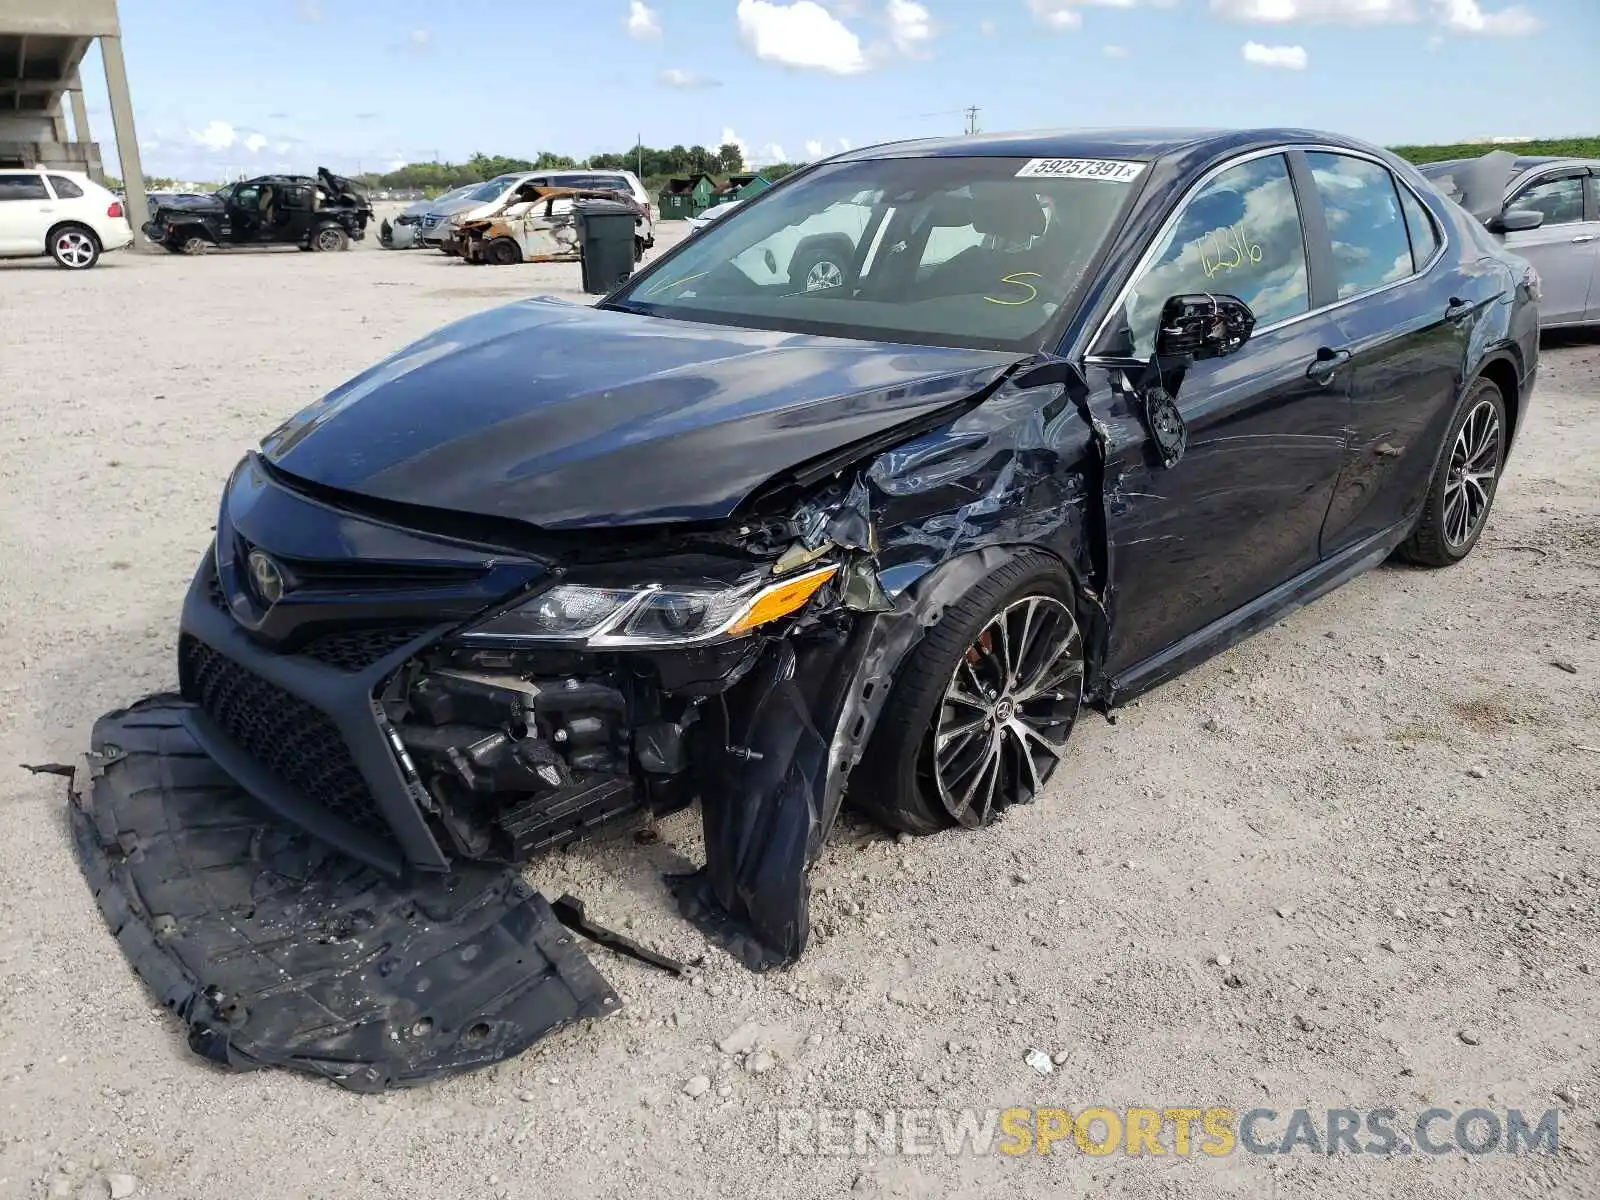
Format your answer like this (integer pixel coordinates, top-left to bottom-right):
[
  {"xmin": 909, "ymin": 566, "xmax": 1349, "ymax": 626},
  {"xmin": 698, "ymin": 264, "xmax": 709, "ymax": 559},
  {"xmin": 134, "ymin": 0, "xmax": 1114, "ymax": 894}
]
[
  {"xmin": 1511, "ymin": 176, "xmax": 1584, "ymax": 225},
  {"xmin": 0, "ymin": 174, "xmax": 49, "ymax": 201},
  {"xmin": 1306, "ymin": 152, "xmax": 1414, "ymax": 300},
  {"xmin": 1396, "ymin": 184, "xmax": 1441, "ymax": 271},
  {"xmin": 47, "ymin": 175, "xmax": 85, "ymax": 199}
]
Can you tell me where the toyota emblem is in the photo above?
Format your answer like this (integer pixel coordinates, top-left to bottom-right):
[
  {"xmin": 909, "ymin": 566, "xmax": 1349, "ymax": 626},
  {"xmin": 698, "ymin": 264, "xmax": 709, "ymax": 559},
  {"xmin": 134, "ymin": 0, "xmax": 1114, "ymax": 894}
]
[{"xmin": 247, "ymin": 550, "xmax": 285, "ymax": 605}]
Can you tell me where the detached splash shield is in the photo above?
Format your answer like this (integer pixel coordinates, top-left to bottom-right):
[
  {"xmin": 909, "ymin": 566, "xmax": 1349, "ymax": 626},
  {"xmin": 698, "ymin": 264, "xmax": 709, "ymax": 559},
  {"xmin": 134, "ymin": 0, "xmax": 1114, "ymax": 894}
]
[{"xmin": 67, "ymin": 698, "xmax": 618, "ymax": 1092}]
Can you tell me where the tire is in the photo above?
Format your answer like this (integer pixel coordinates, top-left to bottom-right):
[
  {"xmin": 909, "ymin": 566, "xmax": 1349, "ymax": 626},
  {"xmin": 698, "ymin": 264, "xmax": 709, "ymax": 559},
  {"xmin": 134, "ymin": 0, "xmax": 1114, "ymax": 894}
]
[
  {"xmin": 849, "ymin": 551, "xmax": 1085, "ymax": 835},
  {"xmin": 634, "ymin": 236, "xmax": 645, "ymax": 264},
  {"xmin": 484, "ymin": 237, "xmax": 522, "ymax": 266},
  {"xmin": 179, "ymin": 234, "xmax": 209, "ymax": 256},
  {"xmin": 50, "ymin": 224, "xmax": 101, "ymax": 270},
  {"xmin": 312, "ymin": 224, "xmax": 349, "ymax": 253},
  {"xmin": 1394, "ymin": 377, "xmax": 1508, "ymax": 567},
  {"xmin": 789, "ymin": 242, "xmax": 849, "ymax": 293}
]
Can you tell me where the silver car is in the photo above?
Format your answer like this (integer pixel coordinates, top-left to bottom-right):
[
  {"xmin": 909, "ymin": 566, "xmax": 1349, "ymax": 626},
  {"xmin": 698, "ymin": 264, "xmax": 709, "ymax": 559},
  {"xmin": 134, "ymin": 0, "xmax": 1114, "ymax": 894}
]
[
  {"xmin": 381, "ymin": 185, "xmax": 475, "ymax": 249},
  {"xmin": 1420, "ymin": 154, "xmax": 1600, "ymax": 328}
]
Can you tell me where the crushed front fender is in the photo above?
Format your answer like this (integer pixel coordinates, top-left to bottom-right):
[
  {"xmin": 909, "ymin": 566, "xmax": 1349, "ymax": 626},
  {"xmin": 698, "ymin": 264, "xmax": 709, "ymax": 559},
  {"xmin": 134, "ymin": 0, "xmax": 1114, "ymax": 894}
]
[{"xmin": 68, "ymin": 696, "xmax": 619, "ymax": 1092}]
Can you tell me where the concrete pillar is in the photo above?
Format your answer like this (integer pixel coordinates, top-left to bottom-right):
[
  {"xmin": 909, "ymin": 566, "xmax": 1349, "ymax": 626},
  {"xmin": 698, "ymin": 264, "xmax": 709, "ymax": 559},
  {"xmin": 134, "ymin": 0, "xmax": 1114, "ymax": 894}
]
[
  {"xmin": 98, "ymin": 34, "xmax": 148, "ymax": 244},
  {"xmin": 69, "ymin": 69, "xmax": 92, "ymax": 147},
  {"xmin": 50, "ymin": 104, "xmax": 70, "ymax": 143}
]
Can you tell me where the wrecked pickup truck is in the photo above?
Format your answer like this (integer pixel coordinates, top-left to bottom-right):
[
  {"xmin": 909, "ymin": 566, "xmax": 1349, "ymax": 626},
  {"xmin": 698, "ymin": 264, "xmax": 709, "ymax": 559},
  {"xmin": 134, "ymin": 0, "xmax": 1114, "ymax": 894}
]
[
  {"xmin": 143, "ymin": 167, "xmax": 372, "ymax": 254},
  {"xmin": 73, "ymin": 127, "xmax": 1539, "ymax": 1089},
  {"xmin": 448, "ymin": 182, "xmax": 648, "ymax": 265}
]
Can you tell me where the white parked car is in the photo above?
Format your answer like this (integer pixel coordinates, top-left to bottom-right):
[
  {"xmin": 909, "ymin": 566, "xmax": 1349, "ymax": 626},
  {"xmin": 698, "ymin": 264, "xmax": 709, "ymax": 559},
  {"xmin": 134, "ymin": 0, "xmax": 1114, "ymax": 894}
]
[
  {"xmin": 423, "ymin": 168, "xmax": 656, "ymax": 256},
  {"xmin": 0, "ymin": 169, "xmax": 134, "ymax": 269}
]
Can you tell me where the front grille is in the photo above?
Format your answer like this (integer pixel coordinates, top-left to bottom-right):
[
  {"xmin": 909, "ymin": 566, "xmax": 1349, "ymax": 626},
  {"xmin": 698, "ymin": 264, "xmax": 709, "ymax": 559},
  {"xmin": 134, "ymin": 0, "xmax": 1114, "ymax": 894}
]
[
  {"xmin": 180, "ymin": 636, "xmax": 392, "ymax": 839},
  {"xmin": 298, "ymin": 626, "xmax": 430, "ymax": 672}
]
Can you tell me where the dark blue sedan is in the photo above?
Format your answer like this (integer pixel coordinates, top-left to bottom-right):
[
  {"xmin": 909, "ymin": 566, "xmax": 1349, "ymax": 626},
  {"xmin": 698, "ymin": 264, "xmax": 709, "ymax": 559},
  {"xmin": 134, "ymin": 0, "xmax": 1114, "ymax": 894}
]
[{"xmin": 107, "ymin": 129, "xmax": 1543, "ymax": 985}]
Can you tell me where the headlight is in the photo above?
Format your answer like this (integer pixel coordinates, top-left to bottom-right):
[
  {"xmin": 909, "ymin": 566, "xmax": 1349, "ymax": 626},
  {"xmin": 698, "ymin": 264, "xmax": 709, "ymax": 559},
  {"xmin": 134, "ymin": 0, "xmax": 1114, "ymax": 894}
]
[{"xmin": 461, "ymin": 565, "xmax": 838, "ymax": 649}]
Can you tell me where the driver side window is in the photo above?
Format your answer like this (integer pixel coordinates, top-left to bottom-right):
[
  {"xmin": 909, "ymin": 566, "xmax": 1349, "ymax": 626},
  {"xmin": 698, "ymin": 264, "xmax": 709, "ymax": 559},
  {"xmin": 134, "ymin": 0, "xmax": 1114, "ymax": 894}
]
[
  {"xmin": 232, "ymin": 184, "xmax": 260, "ymax": 210},
  {"xmin": 1109, "ymin": 153, "xmax": 1310, "ymax": 359},
  {"xmin": 1512, "ymin": 176, "xmax": 1585, "ymax": 226}
]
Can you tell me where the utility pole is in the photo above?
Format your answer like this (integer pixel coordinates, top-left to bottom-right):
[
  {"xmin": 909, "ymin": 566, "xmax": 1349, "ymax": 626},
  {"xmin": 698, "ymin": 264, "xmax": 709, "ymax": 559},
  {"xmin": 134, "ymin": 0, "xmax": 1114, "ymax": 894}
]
[
  {"xmin": 637, "ymin": 132, "xmax": 643, "ymax": 178},
  {"xmin": 964, "ymin": 106, "xmax": 981, "ymax": 135}
]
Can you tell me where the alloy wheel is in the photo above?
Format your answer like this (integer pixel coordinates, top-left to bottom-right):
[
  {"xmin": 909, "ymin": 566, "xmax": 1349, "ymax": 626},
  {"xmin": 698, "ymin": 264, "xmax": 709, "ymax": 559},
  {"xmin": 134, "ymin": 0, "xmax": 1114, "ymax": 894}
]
[
  {"xmin": 316, "ymin": 227, "xmax": 343, "ymax": 252},
  {"xmin": 1443, "ymin": 398, "xmax": 1502, "ymax": 549},
  {"xmin": 805, "ymin": 260, "xmax": 844, "ymax": 291},
  {"xmin": 930, "ymin": 595, "xmax": 1083, "ymax": 827},
  {"xmin": 55, "ymin": 230, "xmax": 96, "ymax": 268}
]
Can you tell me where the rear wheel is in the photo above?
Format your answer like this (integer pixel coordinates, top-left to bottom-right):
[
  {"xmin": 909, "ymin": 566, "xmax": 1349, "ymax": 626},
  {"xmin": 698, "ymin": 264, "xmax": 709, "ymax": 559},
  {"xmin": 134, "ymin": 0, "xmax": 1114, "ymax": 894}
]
[
  {"xmin": 790, "ymin": 243, "xmax": 847, "ymax": 292},
  {"xmin": 1395, "ymin": 377, "xmax": 1507, "ymax": 567},
  {"xmin": 484, "ymin": 237, "xmax": 522, "ymax": 266},
  {"xmin": 179, "ymin": 234, "xmax": 209, "ymax": 256},
  {"xmin": 50, "ymin": 224, "xmax": 100, "ymax": 269},
  {"xmin": 849, "ymin": 552, "xmax": 1085, "ymax": 835}
]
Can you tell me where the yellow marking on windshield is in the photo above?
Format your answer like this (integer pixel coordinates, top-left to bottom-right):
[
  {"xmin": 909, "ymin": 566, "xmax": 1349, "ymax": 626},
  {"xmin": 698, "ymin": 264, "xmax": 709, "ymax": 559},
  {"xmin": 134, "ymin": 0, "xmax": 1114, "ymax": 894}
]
[
  {"xmin": 644, "ymin": 270, "xmax": 709, "ymax": 297},
  {"xmin": 984, "ymin": 272, "xmax": 1043, "ymax": 306}
]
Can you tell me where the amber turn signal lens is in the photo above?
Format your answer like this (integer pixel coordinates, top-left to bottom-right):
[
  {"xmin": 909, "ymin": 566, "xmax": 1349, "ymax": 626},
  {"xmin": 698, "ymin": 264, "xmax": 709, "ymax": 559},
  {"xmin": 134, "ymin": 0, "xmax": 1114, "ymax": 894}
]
[{"xmin": 726, "ymin": 565, "xmax": 839, "ymax": 636}]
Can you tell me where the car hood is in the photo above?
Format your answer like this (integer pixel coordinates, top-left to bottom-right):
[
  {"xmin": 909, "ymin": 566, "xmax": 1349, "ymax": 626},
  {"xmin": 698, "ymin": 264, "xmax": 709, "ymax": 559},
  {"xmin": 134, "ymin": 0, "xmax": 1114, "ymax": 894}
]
[
  {"xmin": 428, "ymin": 196, "xmax": 488, "ymax": 218},
  {"xmin": 154, "ymin": 194, "xmax": 222, "ymax": 212},
  {"xmin": 261, "ymin": 297, "xmax": 1023, "ymax": 529}
]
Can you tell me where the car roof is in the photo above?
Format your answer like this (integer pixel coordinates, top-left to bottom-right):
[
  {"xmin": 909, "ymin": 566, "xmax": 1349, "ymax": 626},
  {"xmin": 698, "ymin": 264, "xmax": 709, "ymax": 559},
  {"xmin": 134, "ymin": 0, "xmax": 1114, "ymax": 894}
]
[{"xmin": 832, "ymin": 127, "xmax": 1382, "ymax": 164}]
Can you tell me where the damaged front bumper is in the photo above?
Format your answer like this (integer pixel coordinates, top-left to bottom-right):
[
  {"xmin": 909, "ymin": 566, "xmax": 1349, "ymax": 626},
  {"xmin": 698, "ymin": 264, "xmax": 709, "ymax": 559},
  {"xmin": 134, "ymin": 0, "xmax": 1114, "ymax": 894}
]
[{"xmin": 69, "ymin": 698, "xmax": 620, "ymax": 1091}]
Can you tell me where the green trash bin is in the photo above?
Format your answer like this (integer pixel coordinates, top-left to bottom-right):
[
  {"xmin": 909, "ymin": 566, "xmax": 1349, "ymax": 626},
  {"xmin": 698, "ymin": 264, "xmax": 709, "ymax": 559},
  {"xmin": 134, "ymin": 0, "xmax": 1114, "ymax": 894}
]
[{"xmin": 575, "ymin": 199, "xmax": 637, "ymax": 295}]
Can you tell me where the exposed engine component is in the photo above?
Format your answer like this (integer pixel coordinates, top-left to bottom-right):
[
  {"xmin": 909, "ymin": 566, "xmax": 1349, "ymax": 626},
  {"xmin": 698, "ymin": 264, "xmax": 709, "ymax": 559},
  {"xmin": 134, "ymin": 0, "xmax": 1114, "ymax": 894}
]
[{"xmin": 389, "ymin": 659, "xmax": 695, "ymax": 861}]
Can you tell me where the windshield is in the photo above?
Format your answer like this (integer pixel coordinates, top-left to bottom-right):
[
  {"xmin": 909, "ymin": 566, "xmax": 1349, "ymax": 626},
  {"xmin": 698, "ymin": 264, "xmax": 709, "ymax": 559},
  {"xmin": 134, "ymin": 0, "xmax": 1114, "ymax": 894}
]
[
  {"xmin": 609, "ymin": 156, "xmax": 1141, "ymax": 351},
  {"xmin": 466, "ymin": 178, "xmax": 516, "ymax": 203}
]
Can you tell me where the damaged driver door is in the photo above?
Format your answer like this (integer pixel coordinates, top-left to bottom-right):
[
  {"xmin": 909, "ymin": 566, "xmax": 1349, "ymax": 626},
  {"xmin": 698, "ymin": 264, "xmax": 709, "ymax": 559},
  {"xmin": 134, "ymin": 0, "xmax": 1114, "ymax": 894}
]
[{"xmin": 1084, "ymin": 151, "xmax": 1353, "ymax": 679}]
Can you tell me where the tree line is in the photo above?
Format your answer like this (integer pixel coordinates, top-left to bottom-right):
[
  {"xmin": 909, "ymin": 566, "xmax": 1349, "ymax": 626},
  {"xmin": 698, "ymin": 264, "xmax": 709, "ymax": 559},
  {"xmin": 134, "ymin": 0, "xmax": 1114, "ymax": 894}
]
[{"xmin": 356, "ymin": 144, "xmax": 802, "ymax": 196}]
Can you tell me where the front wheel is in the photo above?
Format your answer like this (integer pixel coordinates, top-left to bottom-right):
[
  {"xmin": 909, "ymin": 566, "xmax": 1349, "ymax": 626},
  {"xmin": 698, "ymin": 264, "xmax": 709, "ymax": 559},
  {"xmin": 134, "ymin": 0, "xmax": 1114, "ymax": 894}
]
[
  {"xmin": 849, "ymin": 552, "xmax": 1085, "ymax": 835},
  {"xmin": 312, "ymin": 225, "xmax": 350, "ymax": 252},
  {"xmin": 1395, "ymin": 377, "xmax": 1507, "ymax": 567},
  {"xmin": 484, "ymin": 236, "xmax": 521, "ymax": 265}
]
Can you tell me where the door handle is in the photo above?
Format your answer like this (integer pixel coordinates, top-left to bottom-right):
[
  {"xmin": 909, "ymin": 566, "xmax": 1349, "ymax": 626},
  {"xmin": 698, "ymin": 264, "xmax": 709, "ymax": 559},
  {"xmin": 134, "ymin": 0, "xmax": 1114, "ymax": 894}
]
[
  {"xmin": 1306, "ymin": 348, "xmax": 1351, "ymax": 385},
  {"xmin": 1573, "ymin": 234, "xmax": 1599, "ymax": 244},
  {"xmin": 1444, "ymin": 296, "xmax": 1475, "ymax": 322}
]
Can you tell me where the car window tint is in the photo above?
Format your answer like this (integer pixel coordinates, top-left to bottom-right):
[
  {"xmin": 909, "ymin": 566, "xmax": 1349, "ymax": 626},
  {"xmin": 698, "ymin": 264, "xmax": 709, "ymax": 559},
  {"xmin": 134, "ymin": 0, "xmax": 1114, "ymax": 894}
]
[
  {"xmin": 47, "ymin": 175, "xmax": 85, "ymax": 199},
  {"xmin": 1119, "ymin": 153, "xmax": 1310, "ymax": 358},
  {"xmin": 1306, "ymin": 152, "xmax": 1414, "ymax": 300},
  {"xmin": 1512, "ymin": 176, "xmax": 1584, "ymax": 225},
  {"xmin": 1397, "ymin": 184, "xmax": 1441, "ymax": 271},
  {"xmin": 0, "ymin": 174, "xmax": 49, "ymax": 201}
]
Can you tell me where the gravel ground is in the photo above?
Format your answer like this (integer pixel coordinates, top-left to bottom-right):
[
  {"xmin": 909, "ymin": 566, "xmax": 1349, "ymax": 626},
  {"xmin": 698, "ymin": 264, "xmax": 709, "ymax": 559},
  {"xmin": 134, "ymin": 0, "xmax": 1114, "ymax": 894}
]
[{"xmin": 1, "ymin": 232, "xmax": 1596, "ymax": 1200}]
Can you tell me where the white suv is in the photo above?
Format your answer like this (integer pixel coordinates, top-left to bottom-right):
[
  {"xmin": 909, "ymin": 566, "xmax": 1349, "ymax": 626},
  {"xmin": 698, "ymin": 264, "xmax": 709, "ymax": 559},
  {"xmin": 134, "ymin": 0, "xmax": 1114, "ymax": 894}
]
[{"xmin": 0, "ymin": 169, "xmax": 134, "ymax": 270}]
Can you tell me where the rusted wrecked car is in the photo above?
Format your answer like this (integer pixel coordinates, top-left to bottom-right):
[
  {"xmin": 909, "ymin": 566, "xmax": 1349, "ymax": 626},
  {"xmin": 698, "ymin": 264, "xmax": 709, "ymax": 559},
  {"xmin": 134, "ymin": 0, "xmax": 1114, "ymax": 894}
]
[
  {"xmin": 65, "ymin": 127, "xmax": 1538, "ymax": 1091},
  {"xmin": 450, "ymin": 182, "xmax": 648, "ymax": 265}
]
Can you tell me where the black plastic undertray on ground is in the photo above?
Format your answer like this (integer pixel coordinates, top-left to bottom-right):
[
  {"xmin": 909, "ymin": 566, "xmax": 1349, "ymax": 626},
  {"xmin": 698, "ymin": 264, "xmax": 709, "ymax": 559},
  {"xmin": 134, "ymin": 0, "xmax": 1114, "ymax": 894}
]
[{"xmin": 65, "ymin": 695, "xmax": 619, "ymax": 1092}]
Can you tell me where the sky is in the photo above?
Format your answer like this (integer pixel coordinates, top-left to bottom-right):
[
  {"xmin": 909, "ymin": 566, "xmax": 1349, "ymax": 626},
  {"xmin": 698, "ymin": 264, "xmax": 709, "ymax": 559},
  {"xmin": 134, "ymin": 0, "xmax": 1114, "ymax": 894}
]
[{"xmin": 75, "ymin": 0, "xmax": 1599, "ymax": 183}]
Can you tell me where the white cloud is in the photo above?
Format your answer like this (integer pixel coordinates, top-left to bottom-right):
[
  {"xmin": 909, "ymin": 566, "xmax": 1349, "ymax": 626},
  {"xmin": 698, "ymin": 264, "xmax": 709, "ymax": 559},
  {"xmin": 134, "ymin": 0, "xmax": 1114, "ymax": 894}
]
[
  {"xmin": 1103, "ymin": 43, "xmax": 1131, "ymax": 55},
  {"xmin": 1431, "ymin": 0, "xmax": 1540, "ymax": 34},
  {"xmin": 887, "ymin": 0, "xmax": 935, "ymax": 54},
  {"xmin": 737, "ymin": 0, "xmax": 869, "ymax": 72},
  {"xmin": 763, "ymin": 142, "xmax": 789, "ymax": 164},
  {"xmin": 626, "ymin": 0, "xmax": 663, "ymax": 39},
  {"xmin": 244, "ymin": 133, "xmax": 269, "ymax": 153},
  {"xmin": 980, "ymin": 18, "xmax": 998, "ymax": 33},
  {"xmin": 190, "ymin": 121, "xmax": 237, "ymax": 151},
  {"xmin": 1028, "ymin": 0, "xmax": 1083, "ymax": 28},
  {"xmin": 1242, "ymin": 39, "xmax": 1309, "ymax": 66},
  {"xmin": 805, "ymin": 138, "xmax": 826, "ymax": 158},
  {"xmin": 840, "ymin": 137, "xmax": 853, "ymax": 149},
  {"xmin": 660, "ymin": 67, "xmax": 721, "ymax": 87},
  {"xmin": 1030, "ymin": 0, "xmax": 1179, "ymax": 26},
  {"xmin": 295, "ymin": 0, "xmax": 323, "ymax": 21},
  {"xmin": 406, "ymin": 28, "xmax": 433, "ymax": 51},
  {"xmin": 1211, "ymin": 0, "xmax": 1415, "ymax": 21}
]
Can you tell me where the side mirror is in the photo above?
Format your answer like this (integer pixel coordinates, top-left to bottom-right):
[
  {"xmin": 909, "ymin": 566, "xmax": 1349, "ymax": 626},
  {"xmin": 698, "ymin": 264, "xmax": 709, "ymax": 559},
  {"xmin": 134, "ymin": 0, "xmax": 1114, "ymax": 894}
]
[
  {"xmin": 1154, "ymin": 294, "xmax": 1256, "ymax": 362},
  {"xmin": 1489, "ymin": 208, "xmax": 1544, "ymax": 234}
]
